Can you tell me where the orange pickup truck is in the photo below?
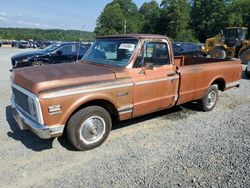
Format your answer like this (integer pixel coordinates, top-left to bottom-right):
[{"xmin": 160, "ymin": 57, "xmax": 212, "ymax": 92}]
[{"xmin": 10, "ymin": 34, "xmax": 242, "ymax": 150}]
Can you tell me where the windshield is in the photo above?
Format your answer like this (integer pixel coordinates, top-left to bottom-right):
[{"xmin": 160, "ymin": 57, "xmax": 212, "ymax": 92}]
[
  {"xmin": 82, "ymin": 38, "xmax": 138, "ymax": 67},
  {"xmin": 42, "ymin": 43, "xmax": 62, "ymax": 52}
]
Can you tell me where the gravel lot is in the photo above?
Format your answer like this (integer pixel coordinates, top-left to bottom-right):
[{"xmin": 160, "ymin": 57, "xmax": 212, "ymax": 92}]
[{"xmin": 0, "ymin": 47, "xmax": 249, "ymax": 188}]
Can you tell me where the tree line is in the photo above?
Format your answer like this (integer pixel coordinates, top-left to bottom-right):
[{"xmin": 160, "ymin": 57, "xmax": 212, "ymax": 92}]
[
  {"xmin": 0, "ymin": 28, "xmax": 95, "ymax": 42},
  {"xmin": 95, "ymin": 0, "xmax": 250, "ymax": 42}
]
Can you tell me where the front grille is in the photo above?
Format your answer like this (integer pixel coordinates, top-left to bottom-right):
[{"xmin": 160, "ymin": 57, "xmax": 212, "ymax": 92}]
[
  {"xmin": 11, "ymin": 59, "xmax": 16, "ymax": 67},
  {"xmin": 12, "ymin": 87, "xmax": 30, "ymax": 114}
]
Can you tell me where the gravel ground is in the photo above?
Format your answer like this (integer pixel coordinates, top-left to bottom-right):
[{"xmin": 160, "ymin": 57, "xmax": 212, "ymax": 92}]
[{"xmin": 0, "ymin": 47, "xmax": 249, "ymax": 188}]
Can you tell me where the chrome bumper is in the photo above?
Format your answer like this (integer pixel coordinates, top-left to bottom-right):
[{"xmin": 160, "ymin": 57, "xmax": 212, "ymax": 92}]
[{"xmin": 11, "ymin": 97, "xmax": 64, "ymax": 139}]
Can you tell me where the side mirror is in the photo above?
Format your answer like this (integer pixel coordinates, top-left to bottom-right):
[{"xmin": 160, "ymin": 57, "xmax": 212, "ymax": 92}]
[
  {"xmin": 145, "ymin": 62, "xmax": 153, "ymax": 70},
  {"xmin": 56, "ymin": 50, "xmax": 62, "ymax": 55}
]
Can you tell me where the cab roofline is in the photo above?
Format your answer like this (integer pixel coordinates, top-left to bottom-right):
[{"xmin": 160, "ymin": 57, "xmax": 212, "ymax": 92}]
[{"xmin": 96, "ymin": 34, "xmax": 169, "ymax": 40}]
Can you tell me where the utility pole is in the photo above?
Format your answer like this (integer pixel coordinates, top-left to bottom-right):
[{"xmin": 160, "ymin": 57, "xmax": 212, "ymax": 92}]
[{"xmin": 124, "ymin": 19, "xmax": 127, "ymax": 34}]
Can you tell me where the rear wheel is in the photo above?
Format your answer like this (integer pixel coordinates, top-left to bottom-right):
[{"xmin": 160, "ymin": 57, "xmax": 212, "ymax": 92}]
[
  {"xmin": 67, "ymin": 106, "xmax": 112, "ymax": 151},
  {"xmin": 32, "ymin": 61, "xmax": 45, "ymax": 66},
  {"xmin": 240, "ymin": 48, "xmax": 250, "ymax": 64},
  {"xmin": 198, "ymin": 85, "xmax": 218, "ymax": 112},
  {"xmin": 209, "ymin": 48, "xmax": 226, "ymax": 59}
]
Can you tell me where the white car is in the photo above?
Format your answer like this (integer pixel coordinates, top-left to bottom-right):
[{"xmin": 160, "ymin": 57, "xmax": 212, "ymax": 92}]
[{"xmin": 245, "ymin": 61, "xmax": 250, "ymax": 78}]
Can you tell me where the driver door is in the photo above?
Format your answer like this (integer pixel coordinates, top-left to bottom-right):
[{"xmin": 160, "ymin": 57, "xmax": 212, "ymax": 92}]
[{"xmin": 131, "ymin": 41, "xmax": 179, "ymax": 117}]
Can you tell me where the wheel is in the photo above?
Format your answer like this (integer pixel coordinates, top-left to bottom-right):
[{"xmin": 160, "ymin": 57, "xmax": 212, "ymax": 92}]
[
  {"xmin": 245, "ymin": 67, "xmax": 250, "ymax": 79},
  {"xmin": 240, "ymin": 48, "xmax": 250, "ymax": 64},
  {"xmin": 209, "ymin": 48, "xmax": 226, "ymax": 59},
  {"xmin": 32, "ymin": 61, "xmax": 45, "ymax": 66},
  {"xmin": 67, "ymin": 106, "xmax": 112, "ymax": 151},
  {"xmin": 198, "ymin": 85, "xmax": 218, "ymax": 111}
]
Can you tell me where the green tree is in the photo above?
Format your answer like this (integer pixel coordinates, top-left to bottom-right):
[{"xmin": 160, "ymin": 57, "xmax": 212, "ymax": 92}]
[
  {"xmin": 111, "ymin": 0, "xmax": 143, "ymax": 33},
  {"xmin": 95, "ymin": 3, "xmax": 125, "ymax": 36},
  {"xmin": 139, "ymin": 1, "xmax": 160, "ymax": 33},
  {"xmin": 227, "ymin": 0, "xmax": 250, "ymax": 28},
  {"xmin": 95, "ymin": 0, "xmax": 143, "ymax": 35},
  {"xmin": 190, "ymin": 0, "xmax": 228, "ymax": 42},
  {"xmin": 156, "ymin": 0, "xmax": 196, "ymax": 41}
]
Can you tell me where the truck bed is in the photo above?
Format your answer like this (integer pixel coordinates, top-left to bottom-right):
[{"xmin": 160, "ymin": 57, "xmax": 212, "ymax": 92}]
[
  {"xmin": 174, "ymin": 56, "xmax": 242, "ymax": 106},
  {"xmin": 174, "ymin": 56, "xmax": 232, "ymax": 66}
]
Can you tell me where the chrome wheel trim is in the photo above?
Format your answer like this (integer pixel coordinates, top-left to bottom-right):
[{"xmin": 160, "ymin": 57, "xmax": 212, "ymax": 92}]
[
  {"xmin": 34, "ymin": 61, "xmax": 44, "ymax": 66},
  {"xmin": 80, "ymin": 116, "xmax": 106, "ymax": 144},
  {"xmin": 206, "ymin": 90, "xmax": 216, "ymax": 109}
]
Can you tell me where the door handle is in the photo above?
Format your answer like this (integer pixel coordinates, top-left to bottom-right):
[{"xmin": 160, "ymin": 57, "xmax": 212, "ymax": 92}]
[{"xmin": 167, "ymin": 71, "xmax": 176, "ymax": 76}]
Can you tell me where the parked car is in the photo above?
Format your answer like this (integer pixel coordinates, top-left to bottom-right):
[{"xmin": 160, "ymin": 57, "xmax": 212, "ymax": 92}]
[
  {"xmin": 10, "ymin": 34, "xmax": 242, "ymax": 151},
  {"xmin": 245, "ymin": 62, "xmax": 250, "ymax": 78},
  {"xmin": 11, "ymin": 42, "xmax": 90, "ymax": 68},
  {"xmin": 15, "ymin": 40, "xmax": 30, "ymax": 48},
  {"xmin": 172, "ymin": 42, "xmax": 206, "ymax": 57}
]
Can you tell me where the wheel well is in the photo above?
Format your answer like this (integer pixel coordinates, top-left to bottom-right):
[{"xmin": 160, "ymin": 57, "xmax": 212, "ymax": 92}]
[
  {"xmin": 212, "ymin": 79, "xmax": 225, "ymax": 91},
  {"xmin": 68, "ymin": 99, "xmax": 119, "ymax": 124}
]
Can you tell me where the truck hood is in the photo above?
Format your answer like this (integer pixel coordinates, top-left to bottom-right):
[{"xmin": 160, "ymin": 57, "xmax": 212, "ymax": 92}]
[{"xmin": 12, "ymin": 62, "xmax": 122, "ymax": 95}]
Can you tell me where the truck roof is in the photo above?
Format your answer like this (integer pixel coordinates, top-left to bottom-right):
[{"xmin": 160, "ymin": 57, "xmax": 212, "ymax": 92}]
[{"xmin": 97, "ymin": 34, "xmax": 169, "ymax": 40}]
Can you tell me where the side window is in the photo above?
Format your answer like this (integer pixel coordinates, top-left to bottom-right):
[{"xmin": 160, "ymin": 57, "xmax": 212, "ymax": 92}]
[
  {"xmin": 134, "ymin": 42, "xmax": 170, "ymax": 68},
  {"xmin": 59, "ymin": 44, "xmax": 77, "ymax": 54}
]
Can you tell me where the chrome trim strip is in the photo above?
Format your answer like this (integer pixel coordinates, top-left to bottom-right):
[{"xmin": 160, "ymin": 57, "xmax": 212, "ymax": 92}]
[
  {"xmin": 135, "ymin": 76, "xmax": 179, "ymax": 86},
  {"xmin": 11, "ymin": 97, "xmax": 64, "ymax": 139},
  {"xmin": 118, "ymin": 105, "xmax": 133, "ymax": 115},
  {"xmin": 11, "ymin": 80, "xmax": 44, "ymax": 125},
  {"xmin": 42, "ymin": 83, "xmax": 134, "ymax": 99},
  {"xmin": 119, "ymin": 109, "xmax": 133, "ymax": 115},
  {"xmin": 226, "ymin": 81, "xmax": 240, "ymax": 88}
]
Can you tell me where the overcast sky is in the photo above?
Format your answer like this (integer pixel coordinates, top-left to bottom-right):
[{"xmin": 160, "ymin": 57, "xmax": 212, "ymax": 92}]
[{"xmin": 0, "ymin": 0, "xmax": 161, "ymax": 31}]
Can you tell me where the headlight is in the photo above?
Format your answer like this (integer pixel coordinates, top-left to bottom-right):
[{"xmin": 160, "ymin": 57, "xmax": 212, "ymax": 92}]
[
  {"xmin": 22, "ymin": 58, "xmax": 29, "ymax": 62},
  {"xmin": 28, "ymin": 97, "xmax": 39, "ymax": 122}
]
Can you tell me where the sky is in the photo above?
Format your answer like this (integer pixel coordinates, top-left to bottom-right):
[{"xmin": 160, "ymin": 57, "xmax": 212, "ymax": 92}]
[{"xmin": 0, "ymin": 0, "xmax": 161, "ymax": 32}]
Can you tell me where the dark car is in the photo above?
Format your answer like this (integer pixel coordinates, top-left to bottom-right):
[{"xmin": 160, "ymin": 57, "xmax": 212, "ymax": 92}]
[
  {"xmin": 172, "ymin": 42, "xmax": 206, "ymax": 57},
  {"xmin": 11, "ymin": 42, "xmax": 90, "ymax": 68},
  {"xmin": 15, "ymin": 40, "xmax": 30, "ymax": 48}
]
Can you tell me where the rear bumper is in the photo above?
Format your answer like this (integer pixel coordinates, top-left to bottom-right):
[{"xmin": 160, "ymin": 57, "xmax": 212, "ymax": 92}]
[{"xmin": 11, "ymin": 97, "xmax": 64, "ymax": 139}]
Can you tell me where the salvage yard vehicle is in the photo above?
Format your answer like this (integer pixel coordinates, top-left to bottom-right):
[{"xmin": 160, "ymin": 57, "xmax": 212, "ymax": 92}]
[
  {"xmin": 203, "ymin": 27, "xmax": 250, "ymax": 64},
  {"xmin": 11, "ymin": 42, "xmax": 90, "ymax": 68},
  {"xmin": 10, "ymin": 34, "xmax": 242, "ymax": 151},
  {"xmin": 172, "ymin": 42, "xmax": 205, "ymax": 57}
]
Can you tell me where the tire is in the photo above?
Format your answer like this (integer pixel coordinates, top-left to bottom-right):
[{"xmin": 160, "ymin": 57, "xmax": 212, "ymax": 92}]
[
  {"xmin": 198, "ymin": 85, "xmax": 218, "ymax": 112},
  {"xmin": 32, "ymin": 61, "xmax": 45, "ymax": 66},
  {"xmin": 67, "ymin": 106, "xmax": 112, "ymax": 151},
  {"xmin": 209, "ymin": 48, "xmax": 226, "ymax": 59},
  {"xmin": 240, "ymin": 48, "xmax": 250, "ymax": 64},
  {"xmin": 245, "ymin": 67, "xmax": 250, "ymax": 79}
]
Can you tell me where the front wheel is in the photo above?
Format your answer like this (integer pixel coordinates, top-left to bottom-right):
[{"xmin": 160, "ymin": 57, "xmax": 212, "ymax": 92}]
[
  {"xmin": 198, "ymin": 85, "xmax": 218, "ymax": 112},
  {"xmin": 209, "ymin": 48, "xmax": 226, "ymax": 59},
  {"xmin": 67, "ymin": 106, "xmax": 112, "ymax": 151},
  {"xmin": 32, "ymin": 61, "xmax": 45, "ymax": 66},
  {"xmin": 240, "ymin": 48, "xmax": 250, "ymax": 64}
]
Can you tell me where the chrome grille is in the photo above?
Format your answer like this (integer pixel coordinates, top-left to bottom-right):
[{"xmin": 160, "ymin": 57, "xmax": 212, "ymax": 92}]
[{"xmin": 12, "ymin": 87, "xmax": 30, "ymax": 114}]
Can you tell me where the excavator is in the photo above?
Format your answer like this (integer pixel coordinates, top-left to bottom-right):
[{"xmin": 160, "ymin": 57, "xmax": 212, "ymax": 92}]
[{"xmin": 203, "ymin": 27, "xmax": 250, "ymax": 64}]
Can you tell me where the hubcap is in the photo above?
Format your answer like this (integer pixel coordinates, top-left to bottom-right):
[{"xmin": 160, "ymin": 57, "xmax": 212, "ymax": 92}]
[
  {"xmin": 206, "ymin": 91, "xmax": 216, "ymax": 109},
  {"xmin": 80, "ymin": 116, "xmax": 106, "ymax": 144}
]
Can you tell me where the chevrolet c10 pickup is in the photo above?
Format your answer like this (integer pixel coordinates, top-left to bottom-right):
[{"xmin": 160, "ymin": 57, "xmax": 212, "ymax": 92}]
[{"xmin": 10, "ymin": 34, "xmax": 242, "ymax": 150}]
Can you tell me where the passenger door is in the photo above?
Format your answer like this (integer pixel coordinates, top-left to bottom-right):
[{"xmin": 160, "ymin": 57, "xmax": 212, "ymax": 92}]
[{"xmin": 131, "ymin": 41, "xmax": 179, "ymax": 117}]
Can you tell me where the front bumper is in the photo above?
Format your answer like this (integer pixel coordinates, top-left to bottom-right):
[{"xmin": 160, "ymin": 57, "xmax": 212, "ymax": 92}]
[{"xmin": 11, "ymin": 97, "xmax": 64, "ymax": 139}]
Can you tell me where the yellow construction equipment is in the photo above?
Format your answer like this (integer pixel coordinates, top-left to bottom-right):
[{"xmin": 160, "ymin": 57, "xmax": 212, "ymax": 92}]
[{"xmin": 203, "ymin": 27, "xmax": 250, "ymax": 64}]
